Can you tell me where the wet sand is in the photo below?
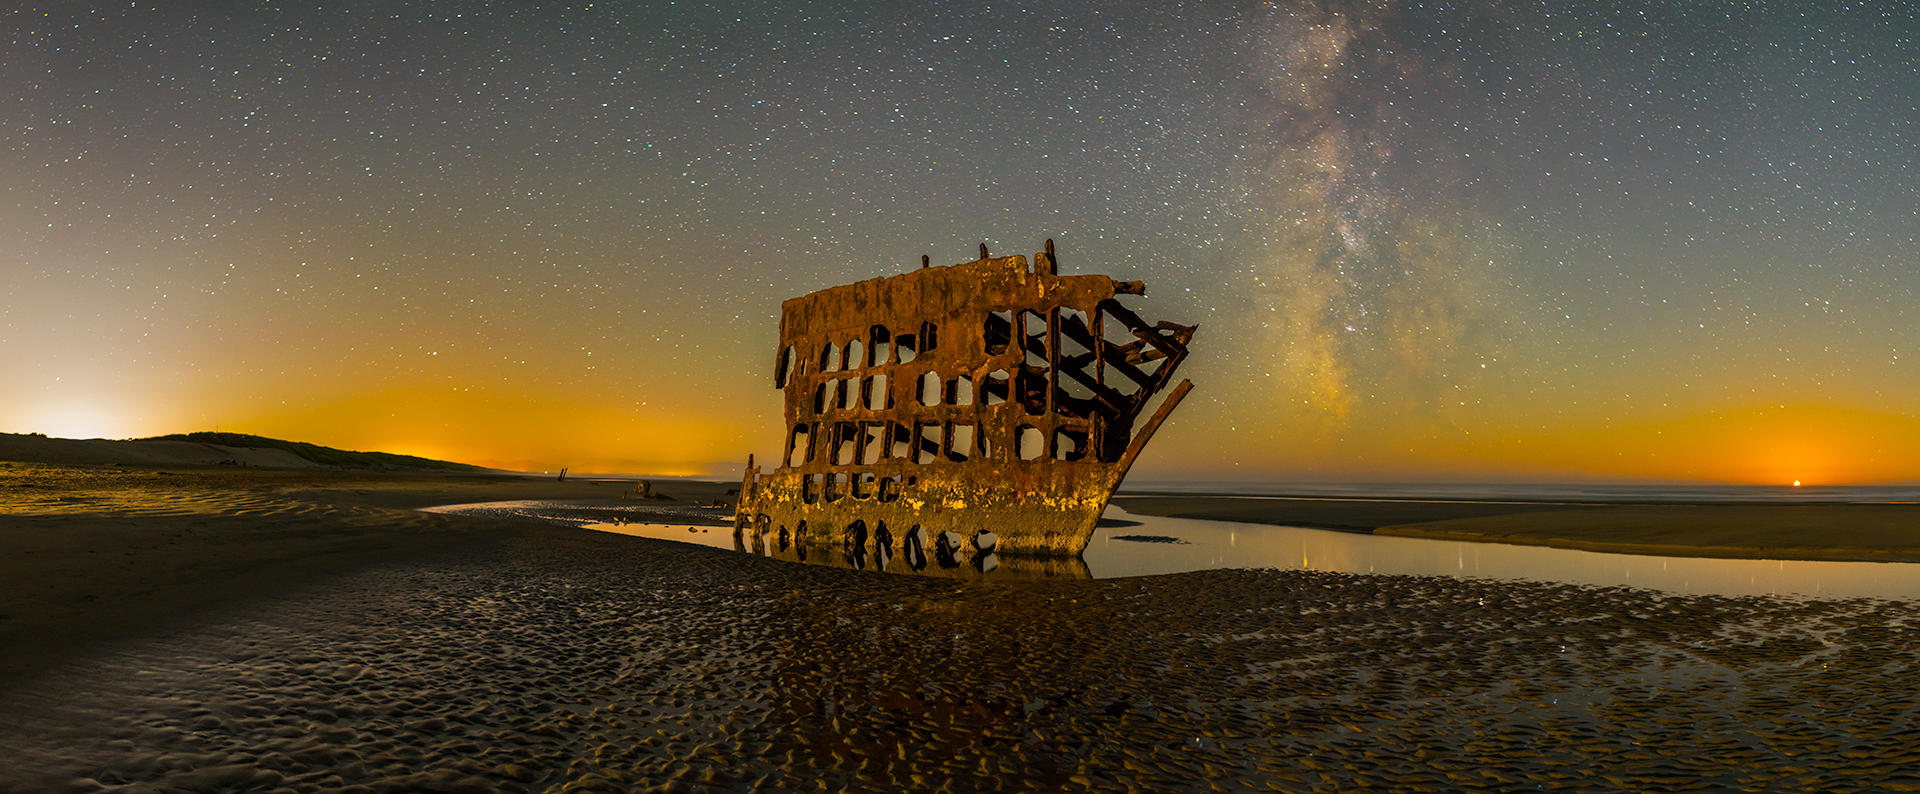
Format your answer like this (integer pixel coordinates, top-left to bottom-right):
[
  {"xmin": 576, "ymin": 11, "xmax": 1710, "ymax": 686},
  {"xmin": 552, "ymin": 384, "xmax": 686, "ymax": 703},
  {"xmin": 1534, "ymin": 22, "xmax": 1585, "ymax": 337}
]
[
  {"xmin": 0, "ymin": 462, "xmax": 733, "ymax": 689},
  {"xmin": 1115, "ymin": 494, "xmax": 1920, "ymax": 563},
  {"xmin": 1372, "ymin": 505, "xmax": 1920, "ymax": 563},
  {"xmin": 7, "ymin": 466, "xmax": 1920, "ymax": 791}
]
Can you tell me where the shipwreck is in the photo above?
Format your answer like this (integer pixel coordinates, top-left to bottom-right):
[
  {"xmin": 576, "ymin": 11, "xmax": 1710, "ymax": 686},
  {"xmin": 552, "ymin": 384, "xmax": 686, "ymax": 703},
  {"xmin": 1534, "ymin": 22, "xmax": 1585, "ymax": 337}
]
[{"xmin": 733, "ymin": 240, "xmax": 1195, "ymax": 563}]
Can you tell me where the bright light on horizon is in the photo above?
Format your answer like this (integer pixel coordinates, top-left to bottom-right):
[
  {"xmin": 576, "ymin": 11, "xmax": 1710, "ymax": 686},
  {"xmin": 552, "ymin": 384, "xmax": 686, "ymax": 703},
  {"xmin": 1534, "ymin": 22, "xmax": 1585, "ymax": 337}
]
[{"xmin": 11, "ymin": 405, "xmax": 141, "ymax": 442}]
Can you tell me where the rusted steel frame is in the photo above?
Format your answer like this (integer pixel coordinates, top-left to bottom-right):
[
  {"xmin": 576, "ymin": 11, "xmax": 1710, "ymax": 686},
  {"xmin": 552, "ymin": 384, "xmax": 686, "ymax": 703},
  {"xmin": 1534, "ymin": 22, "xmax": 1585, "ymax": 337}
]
[
  {"xmin": 772, "ymin": 347, "xmax": 793, "ymax": 387},
  {"xmin": 1049, "ymin": 364, "xmax": 1121, "ymax": 422},
  {"xmin": 1051, "ymin": 317, "xmax": 1132, "ymax": 412},
  {"xmin": 1014, "ymin": 365, "xmax": 1047, "ymax": 416},
  {"xmin": 1122, "ymin": 378, "xmax": 1195, "ymax": 467},
  {"xmin": 1098, "ymin": 298, "xmax": 1192, "ymax": 363},
  {"xmin": 1089, "ymin": 352, "xmax": 1156, "ymax": 416},
  {"xmin": 1046, "ymin": 306, "xmax": 1062, "ymax": 420},
  {"xmin": 1017, "ymin": 311, "xmax": 1047, "ymax": 371},
  {"xmin": 984, "ymin": 312, "xmax": 1012, "ymax": 355},
  {"xmin": 739, "ymin": 247, "xmax": 1195, "ymax": 557},
  {"xmin": 1085, "ymin": 319, "xmax": 1160, "ymax": 389},
  {"xmin": 1092, "ymin": 303, "xmax": 1106, "ymax": 400},
  {"xmin": 1052, "ymin": 309, "xmax": 1103, "ymax": 354},
  {"xmin": 1093, "ymin": 299, "xmax": 1191, "ymax": 402},
  {"xmin": 1051, "ymin": 302, "xmax": 1188, "ymax": 463}
]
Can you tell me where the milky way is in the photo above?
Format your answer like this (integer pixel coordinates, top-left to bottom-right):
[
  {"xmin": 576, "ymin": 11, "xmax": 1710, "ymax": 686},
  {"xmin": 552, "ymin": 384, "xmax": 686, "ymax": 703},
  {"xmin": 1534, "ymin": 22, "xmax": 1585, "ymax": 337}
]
[
  {"xmin": 1225, "ymin": 1, "xmax": 1517, "ymax": 423},
  {"xmin": 4, "ymin": 1, "xmax": 1915, "ymax": 482}
]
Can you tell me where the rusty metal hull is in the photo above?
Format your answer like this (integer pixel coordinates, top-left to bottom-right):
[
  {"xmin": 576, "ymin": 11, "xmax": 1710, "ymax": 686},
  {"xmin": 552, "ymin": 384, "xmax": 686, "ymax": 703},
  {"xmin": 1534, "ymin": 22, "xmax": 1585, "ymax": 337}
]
[{"xmin": 734, "ymin": 242, "xmax": 1194, "ymax": 557}]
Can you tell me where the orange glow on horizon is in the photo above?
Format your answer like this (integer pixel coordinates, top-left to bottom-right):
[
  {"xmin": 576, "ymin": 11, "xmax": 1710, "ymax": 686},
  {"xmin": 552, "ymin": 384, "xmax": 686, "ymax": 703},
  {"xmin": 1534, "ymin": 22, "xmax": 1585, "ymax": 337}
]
[
  {"xmin": 218, "ymin": 386, "xmax": 755, "ymax": 476},
  {"xmin": 10, "ymin": 373, "xmax": 1920, "ymax": 485},
  {"xmin": 1470, "ymin": 406, "xmax": 1920, "ymax": 485}
]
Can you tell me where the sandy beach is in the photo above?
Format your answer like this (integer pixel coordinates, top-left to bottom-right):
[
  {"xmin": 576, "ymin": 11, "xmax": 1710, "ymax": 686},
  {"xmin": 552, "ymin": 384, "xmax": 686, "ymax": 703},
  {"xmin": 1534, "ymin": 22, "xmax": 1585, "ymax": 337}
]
[
  {"xmin": 0, "ymin": 462, "xmax": 734, "ymax": 688},
  {"xmin": 1115, "ymin": 494, "xmax": 1920, "ymax": 563},
  {"xmin": 6, "ymin": 464, "xmax": 1920, "ymax": 791}
]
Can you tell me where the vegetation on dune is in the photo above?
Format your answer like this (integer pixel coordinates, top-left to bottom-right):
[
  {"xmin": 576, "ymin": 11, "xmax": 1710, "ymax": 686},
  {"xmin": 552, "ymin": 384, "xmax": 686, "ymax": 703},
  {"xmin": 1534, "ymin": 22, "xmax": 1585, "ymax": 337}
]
[{"xmin": 142, "ymin": 432, "xmax": 484, "ymax": 471}]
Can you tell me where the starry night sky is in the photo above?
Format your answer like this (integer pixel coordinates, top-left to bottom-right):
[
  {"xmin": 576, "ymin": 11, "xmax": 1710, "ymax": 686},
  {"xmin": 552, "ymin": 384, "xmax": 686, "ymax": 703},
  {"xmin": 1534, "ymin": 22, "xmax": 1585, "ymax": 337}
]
[{"xmin": 6, "ymin": 1, "xmax": 1916, "ymax": 483}]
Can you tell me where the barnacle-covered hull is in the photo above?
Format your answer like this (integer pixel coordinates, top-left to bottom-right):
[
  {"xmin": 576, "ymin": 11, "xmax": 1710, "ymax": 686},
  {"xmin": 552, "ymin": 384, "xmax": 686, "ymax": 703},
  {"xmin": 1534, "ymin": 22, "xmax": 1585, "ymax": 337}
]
[{"xmin": 734, "ymin": 241, "xmax": 1195, "ymax": 558}]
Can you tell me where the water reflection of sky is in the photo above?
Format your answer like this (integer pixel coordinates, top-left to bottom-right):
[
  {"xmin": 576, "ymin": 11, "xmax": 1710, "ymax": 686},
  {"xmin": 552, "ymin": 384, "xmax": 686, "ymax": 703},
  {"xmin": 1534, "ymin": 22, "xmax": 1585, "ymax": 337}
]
[
  {"xmin": 1119, "ymin": 481, "xmax": 1920, "ymax": 504},
  {"xmin": 586, "ymin": 506, "xmax": 1920, "ymax": 601}
]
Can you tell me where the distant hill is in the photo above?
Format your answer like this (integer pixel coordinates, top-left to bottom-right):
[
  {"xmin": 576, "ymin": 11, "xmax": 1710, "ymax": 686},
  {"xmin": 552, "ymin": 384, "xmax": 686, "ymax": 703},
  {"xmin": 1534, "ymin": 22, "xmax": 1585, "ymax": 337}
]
[
  {"xmin": 139, "ymin": 433, "xmax": 485, "ymax": 471},
  {"xmin": 0, "ymin": 431, "xmax": 482, "ymax": 471}
]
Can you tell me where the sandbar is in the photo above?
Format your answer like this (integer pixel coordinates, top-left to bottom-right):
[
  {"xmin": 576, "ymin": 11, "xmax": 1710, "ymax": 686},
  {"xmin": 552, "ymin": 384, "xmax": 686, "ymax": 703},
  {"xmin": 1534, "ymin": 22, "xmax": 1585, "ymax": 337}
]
[{"xmin": 1115, "ymin": 494, "xmax": 1920, "ymax": 563}]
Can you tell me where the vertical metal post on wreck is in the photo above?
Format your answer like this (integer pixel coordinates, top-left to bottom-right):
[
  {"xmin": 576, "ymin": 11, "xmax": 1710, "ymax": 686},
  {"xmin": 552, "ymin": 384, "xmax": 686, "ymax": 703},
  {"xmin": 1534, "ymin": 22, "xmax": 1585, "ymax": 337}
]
[{"xmin": 733, "ymin": 240, "xmax": 1196, "ymax": 562}]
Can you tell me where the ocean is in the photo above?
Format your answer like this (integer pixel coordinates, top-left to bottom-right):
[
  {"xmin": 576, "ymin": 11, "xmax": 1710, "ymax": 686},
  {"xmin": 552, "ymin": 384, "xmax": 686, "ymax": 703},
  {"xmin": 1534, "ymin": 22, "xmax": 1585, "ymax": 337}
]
[{"xmin": 1118, "ymin": 481, "xmax": 1920, "ymax": 504}]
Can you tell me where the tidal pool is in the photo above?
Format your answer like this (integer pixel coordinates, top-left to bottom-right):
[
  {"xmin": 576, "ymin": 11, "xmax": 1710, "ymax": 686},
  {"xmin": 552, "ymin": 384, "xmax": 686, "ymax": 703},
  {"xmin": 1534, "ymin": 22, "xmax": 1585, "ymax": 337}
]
[{"xmin": 581, "ymin": 505, "xmax": 1920, "ymax": 600}]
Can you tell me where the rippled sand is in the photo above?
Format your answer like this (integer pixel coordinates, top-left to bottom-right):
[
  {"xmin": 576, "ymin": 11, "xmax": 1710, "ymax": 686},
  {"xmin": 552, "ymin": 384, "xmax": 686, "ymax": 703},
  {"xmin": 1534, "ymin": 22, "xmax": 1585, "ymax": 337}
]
[
  {"xmin": 0, "ymin": 463, "xmax": 730, "ymax": 688},
  {"xmin": 5, "ymin": 465, "xmax": 1920, "ymax": 792}
]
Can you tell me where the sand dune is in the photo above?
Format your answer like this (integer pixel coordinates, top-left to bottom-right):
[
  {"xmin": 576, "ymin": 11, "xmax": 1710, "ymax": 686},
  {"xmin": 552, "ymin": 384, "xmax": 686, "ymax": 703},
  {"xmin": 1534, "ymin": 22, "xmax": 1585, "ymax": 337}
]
[{"xmin": 0, "ymin": 433, "xmax": 320, "ymax": 468}]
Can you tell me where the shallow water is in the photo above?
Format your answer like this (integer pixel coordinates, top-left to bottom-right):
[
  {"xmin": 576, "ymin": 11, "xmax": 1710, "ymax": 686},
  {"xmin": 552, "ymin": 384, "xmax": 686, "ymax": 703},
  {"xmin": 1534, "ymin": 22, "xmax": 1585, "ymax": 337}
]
[
  {"xmin": 1120, "ymin": 480, "xmax": 1920, "ymax": 503},
  {"xmin": 13, "ymin": 529, "xmax": 1920, "ymax": 794},
  {"xmin": 1081, "ymin": 508, "xmax": 1920, "ymax": 600},
  {"xmin": 580, "ymin": 506, "xmax": 1920, "ymax": 600}
]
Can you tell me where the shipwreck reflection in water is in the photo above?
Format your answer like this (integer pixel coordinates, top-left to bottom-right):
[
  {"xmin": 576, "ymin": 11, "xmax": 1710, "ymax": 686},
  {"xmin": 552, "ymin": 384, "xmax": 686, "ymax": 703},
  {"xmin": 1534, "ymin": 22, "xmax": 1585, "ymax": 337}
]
[
  {"xmin": 584, "ymin": 506, "xmax": 1920, "ymax": 598},
  {"xmin": 586, "ymin": 515, "xmax": 1091, "ymax": 581}
]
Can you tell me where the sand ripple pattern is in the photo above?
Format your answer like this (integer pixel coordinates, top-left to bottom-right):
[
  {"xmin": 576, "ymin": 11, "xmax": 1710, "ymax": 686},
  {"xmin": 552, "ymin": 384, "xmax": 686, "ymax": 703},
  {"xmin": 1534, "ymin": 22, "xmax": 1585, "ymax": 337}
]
[
  {"xmin": 3, "ymin": 527, "xmax": 1920, "ymax": 792},
  {"xmin": 0, "ymin": 463, "xmax": 422, "ymax": 527}
]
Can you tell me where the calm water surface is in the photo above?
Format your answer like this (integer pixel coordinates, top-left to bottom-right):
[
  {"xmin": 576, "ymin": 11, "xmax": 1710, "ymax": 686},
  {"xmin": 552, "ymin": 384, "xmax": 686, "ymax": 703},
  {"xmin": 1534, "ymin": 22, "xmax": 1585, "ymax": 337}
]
[
  {"xmin": 1119, "ymin": 481, "xmax": 1920, "ymax": 503},
  {"xmin": 580, "ymin": 505, "xmax": 1920, "ymax": 601}
]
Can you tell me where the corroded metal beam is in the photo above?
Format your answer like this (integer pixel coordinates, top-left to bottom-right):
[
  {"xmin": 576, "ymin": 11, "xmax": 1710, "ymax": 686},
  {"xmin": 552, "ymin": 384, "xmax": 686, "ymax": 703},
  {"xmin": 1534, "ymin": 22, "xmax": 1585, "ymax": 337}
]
[{"xmin": 735, "ymin": 241, "xmax": 1196, "ymax": 558}]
